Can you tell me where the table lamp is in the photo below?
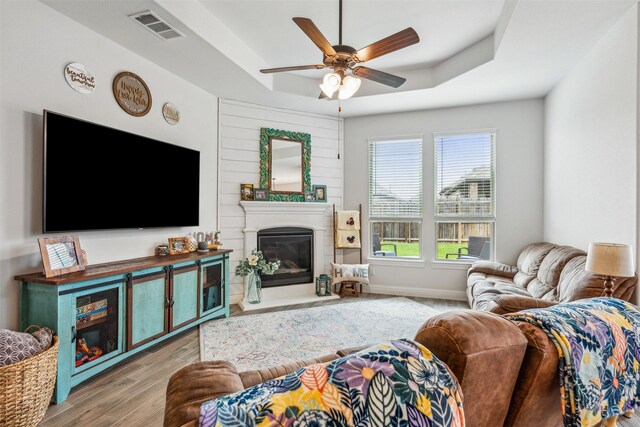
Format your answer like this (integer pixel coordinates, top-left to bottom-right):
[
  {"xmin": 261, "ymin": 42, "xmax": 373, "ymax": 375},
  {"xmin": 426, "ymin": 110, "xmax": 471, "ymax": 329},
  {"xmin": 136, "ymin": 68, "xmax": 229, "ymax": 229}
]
[{"xmin": 585, "ymin": 242, "xmax": 634, "ymax": 297}]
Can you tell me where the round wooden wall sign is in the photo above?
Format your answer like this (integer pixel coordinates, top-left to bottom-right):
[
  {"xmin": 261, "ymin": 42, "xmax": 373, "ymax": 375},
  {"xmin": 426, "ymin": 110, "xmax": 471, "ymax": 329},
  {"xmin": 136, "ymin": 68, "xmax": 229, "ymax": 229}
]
[
  {"xmin": 112, "ymin": 72, "xmax": 152, "ymax": 117},
  {"xmin": 162, "ymin": 102, "xmax": 180, "ymax": 125}
]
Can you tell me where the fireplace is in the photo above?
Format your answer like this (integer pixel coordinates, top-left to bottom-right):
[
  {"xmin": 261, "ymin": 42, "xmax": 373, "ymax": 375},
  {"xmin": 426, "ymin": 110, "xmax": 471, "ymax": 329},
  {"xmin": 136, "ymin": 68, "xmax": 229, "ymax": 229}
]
[{"xmin": 258, "ymin": 227, "xmax": 314, "ymax": 288}]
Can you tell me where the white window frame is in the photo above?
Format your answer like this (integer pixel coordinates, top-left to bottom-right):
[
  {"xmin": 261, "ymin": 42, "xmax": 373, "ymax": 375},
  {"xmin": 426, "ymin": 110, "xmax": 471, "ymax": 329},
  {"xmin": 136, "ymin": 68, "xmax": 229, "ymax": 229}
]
[
  {"xmin": 368, "ymin": 135, "xmax": 424, "ymax": 261},
  {"xmin": 433, "ymin": 129, "xmax": 496, "ymax": 263}
]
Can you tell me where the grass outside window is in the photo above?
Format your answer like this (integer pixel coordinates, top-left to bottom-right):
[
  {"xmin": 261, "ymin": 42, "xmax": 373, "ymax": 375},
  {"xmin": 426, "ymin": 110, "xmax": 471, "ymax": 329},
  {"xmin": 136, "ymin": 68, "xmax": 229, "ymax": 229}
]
[{"xmin": 375, "ymin": 241, "xmax": 468, "ymax": 259}]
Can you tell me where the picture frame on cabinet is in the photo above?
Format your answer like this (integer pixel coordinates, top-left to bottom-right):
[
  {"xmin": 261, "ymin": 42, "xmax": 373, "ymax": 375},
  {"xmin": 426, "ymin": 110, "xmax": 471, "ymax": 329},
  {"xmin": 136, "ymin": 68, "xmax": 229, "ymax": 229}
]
[
  {"xmin": 168, "ymin": 237, "xmax": 189, "ymax": 255},
  {"xmin": 38, "ymin": 236, "xmax": 86, "ymax": 278}
]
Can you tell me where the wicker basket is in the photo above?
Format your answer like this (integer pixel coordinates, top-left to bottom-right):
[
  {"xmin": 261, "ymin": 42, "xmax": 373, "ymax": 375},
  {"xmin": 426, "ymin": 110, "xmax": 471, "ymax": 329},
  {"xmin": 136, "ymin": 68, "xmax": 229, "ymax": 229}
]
[{"xmin": 0, "ymin": 334, "xmax": 59, "ymax": 427}]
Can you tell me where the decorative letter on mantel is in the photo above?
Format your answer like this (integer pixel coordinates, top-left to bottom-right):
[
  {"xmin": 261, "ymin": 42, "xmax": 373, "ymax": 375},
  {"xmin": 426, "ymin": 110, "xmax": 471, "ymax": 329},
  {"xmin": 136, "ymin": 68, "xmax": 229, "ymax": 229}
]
[{"xmin": 259, "ymin": 127, "xmax": 311, "ymax": 202}]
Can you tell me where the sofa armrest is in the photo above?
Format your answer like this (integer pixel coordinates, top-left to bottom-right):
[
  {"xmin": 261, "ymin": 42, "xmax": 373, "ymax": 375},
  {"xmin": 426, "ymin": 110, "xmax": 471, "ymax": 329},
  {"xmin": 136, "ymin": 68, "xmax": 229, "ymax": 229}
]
[
  {"xmin": 414, "ymin": 310, "xmax": 527, "ymax": 427},
  {"xmin": 238, "ymin": 354, "xmax": 339, "ymax": 389},
  {"xmin": 164, "ymin": 361, "xmax": 245, "ymax": 427},
  {"xmin": 336, "ymin": 345, "xmax": 370, "ymax": 357},
  {"xmin": 467, "ymin": 261, "xmax": 518, "ymax": 279},
  {"xmin": 491, "ymin": 295, "xmax": 557, "ymax": 315}
]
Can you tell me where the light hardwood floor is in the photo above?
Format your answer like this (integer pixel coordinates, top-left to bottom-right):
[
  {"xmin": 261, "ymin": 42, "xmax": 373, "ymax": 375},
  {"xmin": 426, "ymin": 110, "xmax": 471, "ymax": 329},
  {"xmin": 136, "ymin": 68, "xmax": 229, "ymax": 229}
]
[{"xmin": 40, "ymin": 294, "xmax": 640, "ymax": 427}]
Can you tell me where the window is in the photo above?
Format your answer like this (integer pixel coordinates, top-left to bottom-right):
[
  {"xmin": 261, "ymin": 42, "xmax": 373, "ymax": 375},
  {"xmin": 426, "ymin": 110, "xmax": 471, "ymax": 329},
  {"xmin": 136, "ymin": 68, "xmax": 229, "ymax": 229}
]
[
  {"xmin": 434, "ymin": 131, "xmax": 495, "ymax": 261},
  {"xmin": 369, "ymin": 137, "xmax": 423, "ymax": 258}
]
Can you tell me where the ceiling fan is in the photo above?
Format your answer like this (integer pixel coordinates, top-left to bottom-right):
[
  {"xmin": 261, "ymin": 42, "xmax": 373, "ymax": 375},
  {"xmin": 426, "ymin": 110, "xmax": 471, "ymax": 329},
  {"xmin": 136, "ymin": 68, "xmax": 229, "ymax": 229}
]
[{"xmin": 260, "ymin": 0, "xmax": 420, "ymax": 100}]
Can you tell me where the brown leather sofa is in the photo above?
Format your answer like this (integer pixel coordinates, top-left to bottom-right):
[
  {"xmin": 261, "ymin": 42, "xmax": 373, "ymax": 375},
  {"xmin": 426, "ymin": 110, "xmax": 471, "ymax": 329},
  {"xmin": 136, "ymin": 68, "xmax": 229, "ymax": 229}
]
[
  {"xmin": 164, "ymin": 311, "xmax": 529, "ymax": 427},
  {"xmin": 467, "ymin": 242, "xmax": 637, "ymax": 314},
  {"xmin": 165, "ymin": 308, "xmax": 633, "ymax": 427}
]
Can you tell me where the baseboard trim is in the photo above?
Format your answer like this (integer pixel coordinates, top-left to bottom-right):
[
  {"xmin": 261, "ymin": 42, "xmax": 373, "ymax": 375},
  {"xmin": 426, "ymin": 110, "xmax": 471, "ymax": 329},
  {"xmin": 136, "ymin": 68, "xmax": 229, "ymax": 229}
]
[
  {"xmin": 231, "ymin": 287, "xmax": 467, "ymax": 303},
  {"xmin": 364, "ymin": 284, "xmax": 468, "ymax": 302}
]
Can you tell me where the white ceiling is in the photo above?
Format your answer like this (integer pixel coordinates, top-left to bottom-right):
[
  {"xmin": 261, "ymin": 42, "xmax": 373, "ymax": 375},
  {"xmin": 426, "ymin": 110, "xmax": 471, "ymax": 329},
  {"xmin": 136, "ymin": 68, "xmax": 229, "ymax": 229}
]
[
  {"xmin": 201, "ymin": 0, "xmax": 505, "ymax": 74},
  {"xmin": 42, "ymin": 0, "xmax": 636, "ymax": 117}
]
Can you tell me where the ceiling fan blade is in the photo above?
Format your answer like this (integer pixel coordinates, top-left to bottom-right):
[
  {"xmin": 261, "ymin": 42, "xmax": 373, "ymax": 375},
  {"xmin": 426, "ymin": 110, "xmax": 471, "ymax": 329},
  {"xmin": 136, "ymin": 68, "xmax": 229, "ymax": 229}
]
[
  {"xmin": 293, "ymin": 17, "xmax": 337, "ymax": 56},
  {"xmin": 260, "ymin": 64, "xmax": 326, "ymax": 74},
  {"xmin": 352, "ymin": 66, "xmax": 406, "ymax": 88},
  {"xmin": 355, "ymin": 27, "xmax": 419, "ymax": 62}
]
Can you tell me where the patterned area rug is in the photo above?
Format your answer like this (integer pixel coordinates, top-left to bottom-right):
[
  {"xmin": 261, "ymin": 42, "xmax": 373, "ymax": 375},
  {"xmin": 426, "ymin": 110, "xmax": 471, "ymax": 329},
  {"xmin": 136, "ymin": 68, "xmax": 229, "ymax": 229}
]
[{"xmin": 199, "ymin": 297, "xmax": 441, "ymax": 371}]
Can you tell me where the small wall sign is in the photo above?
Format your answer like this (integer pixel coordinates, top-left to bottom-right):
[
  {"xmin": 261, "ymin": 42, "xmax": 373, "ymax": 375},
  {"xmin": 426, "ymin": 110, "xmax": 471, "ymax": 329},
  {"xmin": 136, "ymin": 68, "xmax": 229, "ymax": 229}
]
[
  {"xmin": 162, "ymin": 102, "xmax": 180, "ymax": 125},
  {"xmin": 112, "ymin": 71, "xmax": 152, "ymax": 117},
  {"xmin": 64, "ymin": 63, "xmax": 95, "ymax": 94}
]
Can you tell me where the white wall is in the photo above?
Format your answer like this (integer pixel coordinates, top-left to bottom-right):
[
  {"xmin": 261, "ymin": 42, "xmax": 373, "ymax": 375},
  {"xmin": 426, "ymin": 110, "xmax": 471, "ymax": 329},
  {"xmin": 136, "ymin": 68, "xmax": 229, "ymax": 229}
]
[
  {"xmin": 218, "ymin": 99, "xmax": 343, "ymax": 301},
  {"xmin": 544, "ymin": 5, "xmax": 637, "ymax": 252},
  {"xmin": 343, "ymin": 99, "xmax": 544, "ymax": 299},
  {"xmin": 0, "ymin": 0, "xmax": 219, "ymax": 329}
]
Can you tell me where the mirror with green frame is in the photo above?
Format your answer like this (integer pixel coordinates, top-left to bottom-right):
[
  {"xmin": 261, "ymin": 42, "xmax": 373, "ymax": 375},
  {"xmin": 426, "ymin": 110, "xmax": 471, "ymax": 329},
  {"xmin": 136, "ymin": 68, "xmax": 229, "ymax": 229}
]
[{"xmin": 259, "ymin": 128, "xmax": 311, "ymax": 201}]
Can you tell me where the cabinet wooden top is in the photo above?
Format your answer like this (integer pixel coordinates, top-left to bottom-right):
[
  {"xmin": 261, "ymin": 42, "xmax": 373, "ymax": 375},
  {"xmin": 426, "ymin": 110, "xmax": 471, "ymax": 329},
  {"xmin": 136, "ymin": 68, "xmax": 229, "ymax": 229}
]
[{"xmin": 15, "ymin": 249, "xmax": 233, "ymax": 285}]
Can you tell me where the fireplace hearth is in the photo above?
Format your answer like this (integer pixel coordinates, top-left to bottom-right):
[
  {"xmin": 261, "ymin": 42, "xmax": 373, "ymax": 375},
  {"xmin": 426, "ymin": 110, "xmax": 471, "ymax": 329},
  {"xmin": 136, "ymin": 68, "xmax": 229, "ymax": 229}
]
[{"xmin": 258, "ymin": 227, "xmax": 313, "ymax": 288}]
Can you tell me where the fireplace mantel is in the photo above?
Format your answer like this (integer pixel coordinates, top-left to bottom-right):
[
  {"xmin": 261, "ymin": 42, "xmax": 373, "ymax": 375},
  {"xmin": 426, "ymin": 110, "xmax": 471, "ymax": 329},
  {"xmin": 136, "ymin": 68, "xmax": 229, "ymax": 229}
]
[{"xmin": 240, "ymin": 201, "xmax": 330, "ymax": 215}]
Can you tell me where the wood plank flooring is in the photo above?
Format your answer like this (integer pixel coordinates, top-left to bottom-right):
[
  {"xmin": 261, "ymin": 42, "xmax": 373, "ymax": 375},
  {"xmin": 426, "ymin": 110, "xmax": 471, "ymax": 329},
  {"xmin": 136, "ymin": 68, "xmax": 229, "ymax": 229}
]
[{"xmin": 39, "ymin": 294, "xmax": 640, "ymax": 426}]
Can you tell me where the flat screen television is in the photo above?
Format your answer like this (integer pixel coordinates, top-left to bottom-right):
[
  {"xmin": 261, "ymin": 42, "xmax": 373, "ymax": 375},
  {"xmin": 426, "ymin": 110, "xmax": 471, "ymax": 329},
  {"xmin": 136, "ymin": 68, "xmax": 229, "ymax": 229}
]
[{"xmin": 43, "ymin": 110, "xmax": 200, "ymax": 232}]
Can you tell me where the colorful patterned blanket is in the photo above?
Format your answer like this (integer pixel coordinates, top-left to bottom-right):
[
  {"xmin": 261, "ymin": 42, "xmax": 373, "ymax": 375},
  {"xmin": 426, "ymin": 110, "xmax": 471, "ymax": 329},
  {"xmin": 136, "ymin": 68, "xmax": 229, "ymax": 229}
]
[
  {"xmin": 505, "ymin": 297, "xmax": 640, "ymax": 427},
  {"xmin": 199, "ymin": 339, "xmax": 465, "ymax": 427}
]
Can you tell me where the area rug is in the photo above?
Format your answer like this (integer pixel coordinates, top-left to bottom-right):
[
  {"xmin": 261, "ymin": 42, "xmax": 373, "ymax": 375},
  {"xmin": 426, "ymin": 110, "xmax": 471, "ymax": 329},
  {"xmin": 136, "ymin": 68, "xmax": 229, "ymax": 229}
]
[{"xmin": 199, "ymin": 297, "xmax": 441, "ymax": 371}]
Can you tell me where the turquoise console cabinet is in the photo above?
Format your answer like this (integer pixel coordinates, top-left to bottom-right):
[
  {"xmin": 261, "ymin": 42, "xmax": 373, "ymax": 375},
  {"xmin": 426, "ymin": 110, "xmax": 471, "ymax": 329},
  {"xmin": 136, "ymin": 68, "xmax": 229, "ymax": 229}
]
[{"xmin": 15, "ymin": 250, "xmax": 231, "ymax": 404}]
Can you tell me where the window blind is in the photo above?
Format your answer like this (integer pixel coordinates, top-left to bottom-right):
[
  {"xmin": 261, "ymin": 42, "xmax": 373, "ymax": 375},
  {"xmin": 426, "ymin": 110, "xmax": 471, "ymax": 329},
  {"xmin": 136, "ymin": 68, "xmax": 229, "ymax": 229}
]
[
  {"xmin": 434, "ymin": 132, "xmax": 495, "ymax": 217},
  {"xmin": 369, "ymin": 138, "xmax": 423, "ymax": 219}
]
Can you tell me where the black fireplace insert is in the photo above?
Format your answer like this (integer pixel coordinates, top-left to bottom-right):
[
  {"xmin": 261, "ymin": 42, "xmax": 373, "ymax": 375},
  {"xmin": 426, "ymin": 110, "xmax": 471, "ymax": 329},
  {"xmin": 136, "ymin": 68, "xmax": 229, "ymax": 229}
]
[{"xmin": 257, "ymin": 227, "xmax": 313, "ymax": 288}]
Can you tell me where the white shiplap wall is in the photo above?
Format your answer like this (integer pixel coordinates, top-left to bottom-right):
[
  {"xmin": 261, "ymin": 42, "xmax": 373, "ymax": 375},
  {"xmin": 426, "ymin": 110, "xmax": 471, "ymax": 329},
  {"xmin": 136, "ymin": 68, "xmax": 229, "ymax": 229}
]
[{"xmin": 218, "ymin": 99, "xmax": 344, "ymax": 301}]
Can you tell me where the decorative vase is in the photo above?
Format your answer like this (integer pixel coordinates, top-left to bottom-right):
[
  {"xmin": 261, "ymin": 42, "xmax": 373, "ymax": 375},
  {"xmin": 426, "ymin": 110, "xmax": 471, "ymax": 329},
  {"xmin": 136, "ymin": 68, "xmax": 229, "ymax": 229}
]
[
  {"xmin": 185, "ymin": 233, "xmax": 198, "ymax": 252},
  {"xmin": 246, "ymin": 271, "xmax": 262, "ymax": 304},
  {"xmin": 155, "ymin": 245, "xmax": 169, "ymax": 256}
]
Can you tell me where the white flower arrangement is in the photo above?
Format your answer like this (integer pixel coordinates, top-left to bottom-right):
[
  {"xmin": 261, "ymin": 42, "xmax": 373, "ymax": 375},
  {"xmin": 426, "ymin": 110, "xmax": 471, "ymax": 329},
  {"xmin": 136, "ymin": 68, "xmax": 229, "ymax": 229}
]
[{"xmin": 235, "ymin": 249, "xmax": 280, "ymax": 277}]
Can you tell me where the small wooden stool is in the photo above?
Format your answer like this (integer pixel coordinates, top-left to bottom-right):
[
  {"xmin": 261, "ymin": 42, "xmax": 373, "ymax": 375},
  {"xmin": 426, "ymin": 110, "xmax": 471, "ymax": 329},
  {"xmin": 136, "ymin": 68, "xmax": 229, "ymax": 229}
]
[{"xmin": 339, "ymin": 281, "xmax": 360, "ymax": 298}]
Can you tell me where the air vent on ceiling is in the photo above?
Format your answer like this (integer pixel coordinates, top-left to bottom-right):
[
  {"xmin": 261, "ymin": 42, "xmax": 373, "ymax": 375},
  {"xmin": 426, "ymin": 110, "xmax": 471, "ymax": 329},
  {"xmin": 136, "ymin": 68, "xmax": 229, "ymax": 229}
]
[{"xmin": 129, "ymin": 11, "xmax": 185, "ymax": 40}]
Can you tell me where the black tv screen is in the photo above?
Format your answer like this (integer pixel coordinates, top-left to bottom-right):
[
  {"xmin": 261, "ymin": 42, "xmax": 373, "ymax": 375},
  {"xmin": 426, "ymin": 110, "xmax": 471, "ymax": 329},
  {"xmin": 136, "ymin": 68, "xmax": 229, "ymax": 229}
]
[{"xmin": 43, "ymin": 111, "xmax": 200, "ymax": 232}]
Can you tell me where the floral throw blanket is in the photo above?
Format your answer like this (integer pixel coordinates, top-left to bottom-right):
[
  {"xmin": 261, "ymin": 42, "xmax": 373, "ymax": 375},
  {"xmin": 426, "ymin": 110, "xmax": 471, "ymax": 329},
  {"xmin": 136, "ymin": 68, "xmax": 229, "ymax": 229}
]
[
  {"xmin": 199, "ymin": 339, "xmax": 465, "ymax": 427},
  {"xmin": 505, "ymin": 297, "xmax": 640, "ymax": 427}
]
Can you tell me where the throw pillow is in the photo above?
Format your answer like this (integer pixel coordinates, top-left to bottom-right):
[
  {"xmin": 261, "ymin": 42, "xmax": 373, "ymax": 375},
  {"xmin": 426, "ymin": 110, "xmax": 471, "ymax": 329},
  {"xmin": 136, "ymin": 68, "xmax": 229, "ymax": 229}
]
[
  {"xmin": 0, "ymin": 329, "xmax": 45, "ymax": 366},
  {"xmin": 30, "ymin": 327, "xmax": 54, "ymax": 349},
  {"xmin": 330, "ymin": 262, "xmax": 369, "ymax": 285},
  {"xmin": 199, "ymin": 339, "xmax": 464, "ymax": 427}
]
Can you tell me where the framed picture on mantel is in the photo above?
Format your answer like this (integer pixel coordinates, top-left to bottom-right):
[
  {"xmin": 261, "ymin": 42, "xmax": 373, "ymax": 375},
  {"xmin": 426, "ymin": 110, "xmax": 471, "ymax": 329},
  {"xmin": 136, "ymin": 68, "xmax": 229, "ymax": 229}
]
[
  {"xmin": 313, "ymin": 185, "xmax": 327, "ymax": 203},
  {"xmin": 254, "ymin": 188, "xmax": 269, "ymax": 201},
  {"xmin": 240, "ymin": 184, "xmax": 254, "ymax": 201}
]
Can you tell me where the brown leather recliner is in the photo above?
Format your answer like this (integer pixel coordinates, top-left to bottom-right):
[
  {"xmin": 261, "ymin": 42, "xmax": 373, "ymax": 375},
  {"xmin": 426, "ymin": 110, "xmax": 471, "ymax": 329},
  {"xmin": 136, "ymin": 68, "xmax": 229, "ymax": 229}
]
[
  {"xmin": 467, "ymin": 242, "xmax": 637, "ymax": 314},
  {"xmin": 164, "ymin": 311, "xmax": 529, "ymax": 427}
]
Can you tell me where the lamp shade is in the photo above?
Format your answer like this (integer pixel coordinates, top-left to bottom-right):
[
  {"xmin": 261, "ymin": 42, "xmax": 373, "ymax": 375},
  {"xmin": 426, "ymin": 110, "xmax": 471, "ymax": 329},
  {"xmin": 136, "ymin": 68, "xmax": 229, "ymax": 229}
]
[
  {"xmin": 338, "ymin": 76, "xmax": 361, "ymax": 100},
  {"xmin": 585, "ymin": 242, "xmax": 634, "ymax": 277},
  {"xmin": 319, "ymin": 72, "xmax": 341, "ymax": 97}
]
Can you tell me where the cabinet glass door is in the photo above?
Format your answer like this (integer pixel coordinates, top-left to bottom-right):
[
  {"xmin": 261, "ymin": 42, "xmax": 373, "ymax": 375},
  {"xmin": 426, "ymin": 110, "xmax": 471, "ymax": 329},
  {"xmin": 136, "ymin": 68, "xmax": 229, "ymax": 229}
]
[
  {"xmin": 74, "ymin": 284, "xmax": 122, "ymax": 372},
  {"xmin": 201, "ymin": 261, "xmax": 224, "ymax": 315}
]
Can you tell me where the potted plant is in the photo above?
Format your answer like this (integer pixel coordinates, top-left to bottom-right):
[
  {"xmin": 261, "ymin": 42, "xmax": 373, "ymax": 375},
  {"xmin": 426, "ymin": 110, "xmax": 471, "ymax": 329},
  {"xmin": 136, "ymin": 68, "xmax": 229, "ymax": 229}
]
[{"xmin": 235, "ymin": 249, "xmax": 280, "ymax": 304}]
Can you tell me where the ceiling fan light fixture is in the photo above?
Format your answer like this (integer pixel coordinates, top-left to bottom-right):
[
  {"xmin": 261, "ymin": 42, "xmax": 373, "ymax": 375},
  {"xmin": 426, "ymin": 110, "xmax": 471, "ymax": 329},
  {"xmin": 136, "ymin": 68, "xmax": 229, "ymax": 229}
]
[
  {"xmin": 338, "ymin": 75, "xmax": 361, "ymax": 99},
  {"xmin": 320, "ymin": 72, "xmax": 342, "ymax": 97}
]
